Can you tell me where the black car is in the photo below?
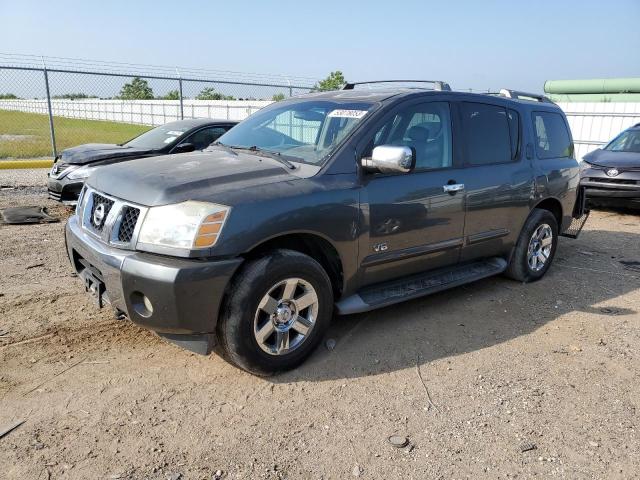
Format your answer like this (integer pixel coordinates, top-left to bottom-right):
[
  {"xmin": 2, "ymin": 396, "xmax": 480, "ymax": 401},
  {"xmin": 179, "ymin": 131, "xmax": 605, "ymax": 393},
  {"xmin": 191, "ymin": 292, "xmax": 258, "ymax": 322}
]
[
  {"xmin": 48, "ymin": 118, "xmax": 237, "ymax": 204},
  {"xmin": 580, "ymin": 123, "xmax": 640, "ymax": 208},
  {"xmin": 64, "ymin": 82, "xmax": 586, "ymax": 375}
]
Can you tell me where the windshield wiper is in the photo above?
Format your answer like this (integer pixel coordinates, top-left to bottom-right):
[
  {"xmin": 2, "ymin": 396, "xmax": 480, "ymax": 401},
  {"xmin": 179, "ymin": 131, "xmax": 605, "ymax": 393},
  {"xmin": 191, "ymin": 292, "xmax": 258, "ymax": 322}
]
[
  {"xmin": 226, "ymin": 145, "xmax": 297, "ymax": 170},
  {"xmin": 210, "ymin": 141, "xmax": 238, "ymax": 155}
]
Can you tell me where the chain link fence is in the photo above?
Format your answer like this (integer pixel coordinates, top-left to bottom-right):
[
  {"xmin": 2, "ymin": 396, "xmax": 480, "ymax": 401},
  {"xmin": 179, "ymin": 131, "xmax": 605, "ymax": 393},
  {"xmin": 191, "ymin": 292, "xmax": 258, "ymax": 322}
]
[{"xmin": 0, "ymin": 54, "xmax": 316, "ymax": 159}]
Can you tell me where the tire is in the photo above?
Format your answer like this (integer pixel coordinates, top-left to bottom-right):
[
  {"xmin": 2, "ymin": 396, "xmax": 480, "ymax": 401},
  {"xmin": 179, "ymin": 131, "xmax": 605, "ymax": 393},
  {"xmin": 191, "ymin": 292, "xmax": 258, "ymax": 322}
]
[
  {"xmin": 505, "ymin": 208, "xmax": 559, "ymax": 283},
  {"xmin": 216, "ymin": 249, "xmax": 333, "ymax": 376}
]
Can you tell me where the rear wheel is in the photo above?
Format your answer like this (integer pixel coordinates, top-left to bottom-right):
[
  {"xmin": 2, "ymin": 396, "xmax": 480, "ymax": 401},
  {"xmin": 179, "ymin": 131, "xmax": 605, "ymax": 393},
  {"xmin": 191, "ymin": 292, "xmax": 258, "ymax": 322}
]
[
  {"xmin": 505, "ymin": 208, "xmax": 559, "ymax": 282},
  {"xmin": 216, "ymin": 249, "xmax": 333, "ymax": 375}
]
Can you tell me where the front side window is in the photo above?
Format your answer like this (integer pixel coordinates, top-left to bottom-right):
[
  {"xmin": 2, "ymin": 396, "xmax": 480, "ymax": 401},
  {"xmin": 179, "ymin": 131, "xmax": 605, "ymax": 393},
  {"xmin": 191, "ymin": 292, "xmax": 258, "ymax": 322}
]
[
  {"xmin": 461, "ymin": 102, "xmax": 513, "ymax": 166},
  {"xmin": 532, "ymin": 111, "xmax": 573, "ymax": 159},
  {"xmin": 369, "ymin": 101, "xmax": 453, "ymax": 170},
  {"xmin": 605, "ymin": 129, "xmax": 640, "ymax": 153},
  {"xmin": 216, "ymin": 100, "xmax": 375, "ymax": 165},
  {"xmin": 185, "ymin": 127, "xmax": 228, "ymax": 150}
]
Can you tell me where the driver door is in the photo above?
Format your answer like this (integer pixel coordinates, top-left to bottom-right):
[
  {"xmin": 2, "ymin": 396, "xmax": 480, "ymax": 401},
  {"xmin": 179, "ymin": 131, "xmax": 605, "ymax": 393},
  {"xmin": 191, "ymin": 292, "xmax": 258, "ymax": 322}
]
[{"xmin": 359, "ymin": 100, "xmax": 467, "ymax": 286}]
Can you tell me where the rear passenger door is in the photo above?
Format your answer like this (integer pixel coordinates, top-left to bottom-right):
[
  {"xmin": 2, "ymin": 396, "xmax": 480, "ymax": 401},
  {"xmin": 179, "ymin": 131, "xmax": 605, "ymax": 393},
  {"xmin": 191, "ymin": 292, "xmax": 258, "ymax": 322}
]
[{"xmin": 457, "ymin": 101, "xmax": 534, "ymax": 262}]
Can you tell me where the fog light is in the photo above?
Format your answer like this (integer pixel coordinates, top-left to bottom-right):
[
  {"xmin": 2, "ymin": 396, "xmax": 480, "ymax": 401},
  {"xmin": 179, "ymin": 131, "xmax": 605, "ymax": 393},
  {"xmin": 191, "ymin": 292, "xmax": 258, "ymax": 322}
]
[{"xmin": 131, "ymin": 291, "xmax": 153, "ymax": 318}]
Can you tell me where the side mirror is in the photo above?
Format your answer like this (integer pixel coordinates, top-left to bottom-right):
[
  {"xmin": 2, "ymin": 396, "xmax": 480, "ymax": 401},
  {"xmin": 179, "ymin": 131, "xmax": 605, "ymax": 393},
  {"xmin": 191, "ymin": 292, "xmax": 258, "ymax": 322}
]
[
  {"xmin": 362, "ymin": 145, "xmax": 414, "ymax": 174},
  {"xmin": 174, "ymin": 142, "xmax": 195, "ymax": 153}
]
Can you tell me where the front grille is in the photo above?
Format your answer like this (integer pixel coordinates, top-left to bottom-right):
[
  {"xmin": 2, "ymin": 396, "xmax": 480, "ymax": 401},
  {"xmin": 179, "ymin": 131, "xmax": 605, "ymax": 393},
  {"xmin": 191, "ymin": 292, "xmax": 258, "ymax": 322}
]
[
  {"xmin": 89, "ymin": 193, "xmax": 115, "ymax": 231},
  {"xmin": 588, "ymin": 177, "xmax": 638, "ymax": 185},
  {"xmin": 79, "ymin": 188, "xmax": 145, "ymax": 249},
  {"xmin": 117, "ymin": 206, "xmax": 140, "ymax": 242},
  {"xmin": 48, "ymin": 190, "xmax": 62, "ymax": 200}
]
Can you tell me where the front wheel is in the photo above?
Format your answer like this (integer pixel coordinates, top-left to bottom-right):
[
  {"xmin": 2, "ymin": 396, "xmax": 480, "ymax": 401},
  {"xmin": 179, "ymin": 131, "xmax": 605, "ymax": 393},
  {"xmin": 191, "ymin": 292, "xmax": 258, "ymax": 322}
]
[
  {"xmin": 216, "ymin": 249, "xmax": 333, "ymax": 375},
  {"xmin": 505, "ymin": 208, "xmax": 559, "ymax": 283}
]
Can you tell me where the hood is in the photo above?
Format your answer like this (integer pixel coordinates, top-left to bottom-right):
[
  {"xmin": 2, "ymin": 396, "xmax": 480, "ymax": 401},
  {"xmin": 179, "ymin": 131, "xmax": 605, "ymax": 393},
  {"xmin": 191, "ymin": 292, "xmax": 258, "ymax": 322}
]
[
  {"xmin": 88, "ymin": 148, "xmax": 298, "ymax": 206},
  {"xmin": 60, "ymin": 143, "xmax": 154, "ymax": 165},
  {"xmin": 583, "ymin": 148, "xmax": 640, "ymax": 169}
]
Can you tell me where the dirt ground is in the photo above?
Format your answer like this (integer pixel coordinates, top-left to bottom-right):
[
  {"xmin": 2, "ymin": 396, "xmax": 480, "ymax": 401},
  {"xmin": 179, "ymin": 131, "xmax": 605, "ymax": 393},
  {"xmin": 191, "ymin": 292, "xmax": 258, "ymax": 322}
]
[{"xmin": 1, "ymin": 170, "xmax": 639, "ymax": 480}]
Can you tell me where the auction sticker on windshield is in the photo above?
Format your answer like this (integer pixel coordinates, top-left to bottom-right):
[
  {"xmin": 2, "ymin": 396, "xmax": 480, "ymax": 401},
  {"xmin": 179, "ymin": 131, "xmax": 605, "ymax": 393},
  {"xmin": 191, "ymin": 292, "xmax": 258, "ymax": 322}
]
[{"xmin": 328, "ymin": 109, "xmax": 368, "ymax": 119}]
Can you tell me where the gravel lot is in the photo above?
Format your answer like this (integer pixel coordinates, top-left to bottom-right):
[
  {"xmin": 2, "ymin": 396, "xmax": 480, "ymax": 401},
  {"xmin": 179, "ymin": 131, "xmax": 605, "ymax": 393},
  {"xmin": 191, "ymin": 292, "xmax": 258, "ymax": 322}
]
[{"xmin": 1, "ymin": 169, "xmax": 639, "ymax": 479}]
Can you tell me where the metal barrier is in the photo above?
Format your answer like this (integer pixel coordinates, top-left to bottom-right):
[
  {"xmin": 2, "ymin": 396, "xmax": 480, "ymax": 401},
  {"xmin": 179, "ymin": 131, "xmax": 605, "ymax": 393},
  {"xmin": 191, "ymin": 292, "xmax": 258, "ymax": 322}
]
[{"xmin": 0, "ymin": 54, "xmax": 316, "ymax": 160}]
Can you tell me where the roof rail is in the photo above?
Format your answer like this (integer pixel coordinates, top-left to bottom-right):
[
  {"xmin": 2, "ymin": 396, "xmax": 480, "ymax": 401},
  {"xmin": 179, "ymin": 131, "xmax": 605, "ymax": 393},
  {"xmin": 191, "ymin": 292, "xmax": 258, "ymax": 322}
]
[
  {"xmin": 342, "ymin": 80, "xmax": 452, "ymax": 91},
  {"xmin": 499, "ymin": 89, "xmax": 554, "ymax": 103}
]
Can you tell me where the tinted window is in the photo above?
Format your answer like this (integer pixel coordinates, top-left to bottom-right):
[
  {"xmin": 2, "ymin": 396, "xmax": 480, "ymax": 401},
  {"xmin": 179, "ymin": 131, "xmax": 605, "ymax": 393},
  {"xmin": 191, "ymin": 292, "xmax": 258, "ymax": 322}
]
[
  {"xmin": 461, "ymin": 102, "xmax": 512, "ymax": 165},
  {"xmin": 186, "ymin": 127, "xmax": 228, "ymax": 150},
  {"xmin": 508, "ymin": 109, "xmax": 520, "ymax": 159},
  {"xmin": 532, "ymin": 111, "xmax": 573, "ymax": 159},
  {"xmin": 370, "ymin": 102, "xmax": 452, "ymax": 170}
]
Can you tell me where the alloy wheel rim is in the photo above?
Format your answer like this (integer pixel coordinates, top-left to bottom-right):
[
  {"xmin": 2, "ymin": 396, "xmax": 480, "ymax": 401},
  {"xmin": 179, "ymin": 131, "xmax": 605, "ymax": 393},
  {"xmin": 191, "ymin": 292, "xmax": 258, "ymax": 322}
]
[
  {"xmin": 253, "ymin": 277, "xmax": 319, "ymax": 356},
  {"xmin": 527, "ymin": 223, "xmax": 553, "ymax": 272}
]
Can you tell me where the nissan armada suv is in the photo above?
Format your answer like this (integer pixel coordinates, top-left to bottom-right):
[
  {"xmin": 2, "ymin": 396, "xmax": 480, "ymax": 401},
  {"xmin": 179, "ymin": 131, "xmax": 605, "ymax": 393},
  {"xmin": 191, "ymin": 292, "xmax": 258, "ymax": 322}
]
[{"xmin": 65, "ymin": 81, "xmax": 585, "ymax": 375}]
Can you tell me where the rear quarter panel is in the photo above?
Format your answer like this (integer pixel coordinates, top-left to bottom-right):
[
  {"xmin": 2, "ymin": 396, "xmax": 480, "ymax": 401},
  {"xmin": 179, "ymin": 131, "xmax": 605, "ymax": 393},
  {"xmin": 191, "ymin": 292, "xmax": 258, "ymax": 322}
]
[{"xmin": 526, "ymin": 105, "xmax": 580, "ymax": 230}]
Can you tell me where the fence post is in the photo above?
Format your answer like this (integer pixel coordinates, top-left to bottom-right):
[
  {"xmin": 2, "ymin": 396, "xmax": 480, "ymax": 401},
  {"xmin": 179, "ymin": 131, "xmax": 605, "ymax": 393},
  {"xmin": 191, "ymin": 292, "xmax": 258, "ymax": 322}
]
[
  {"xmin": 176, "ymin": 68, "xmax": 184, "ymax": 120},
  {"xmin": 42, "ymin": 58, "xmax": 57, "ymax": 159},
  {"xmin": 287, "ymin": 78, "xmax": 292, "ymax": 98}
]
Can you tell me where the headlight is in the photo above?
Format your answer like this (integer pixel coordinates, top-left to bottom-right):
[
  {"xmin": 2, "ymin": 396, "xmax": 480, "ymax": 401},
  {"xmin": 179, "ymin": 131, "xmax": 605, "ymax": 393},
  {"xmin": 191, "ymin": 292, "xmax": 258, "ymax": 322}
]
[
  {"xmin": 137, "ymin": 201, "xmax": 230, "ymax": 250},
  {"xmin": 66, "ymin": 165, "xmax": 92, "ymax": 180}
]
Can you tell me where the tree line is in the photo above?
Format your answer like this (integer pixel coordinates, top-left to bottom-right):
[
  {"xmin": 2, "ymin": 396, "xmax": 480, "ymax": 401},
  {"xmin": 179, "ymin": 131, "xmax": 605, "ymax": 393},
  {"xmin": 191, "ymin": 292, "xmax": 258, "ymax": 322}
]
[{"xmin": 0, "ymin": 71, "xmax": 347, "ymax": 102}]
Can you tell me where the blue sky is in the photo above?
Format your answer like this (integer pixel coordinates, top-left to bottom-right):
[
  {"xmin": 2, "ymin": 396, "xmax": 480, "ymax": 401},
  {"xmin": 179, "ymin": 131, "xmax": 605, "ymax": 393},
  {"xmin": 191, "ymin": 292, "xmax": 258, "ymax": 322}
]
[{"xmin": 1, "ymin": 0, "xmax": 639, "ymax": 92}]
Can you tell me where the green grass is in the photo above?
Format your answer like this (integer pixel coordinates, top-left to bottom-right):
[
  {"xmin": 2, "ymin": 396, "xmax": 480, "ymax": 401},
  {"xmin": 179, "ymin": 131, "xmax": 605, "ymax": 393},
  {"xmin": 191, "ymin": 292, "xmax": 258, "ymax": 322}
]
[{"xmin": 0, "ymin": 110, "xmax": 151, "ymax": 159}]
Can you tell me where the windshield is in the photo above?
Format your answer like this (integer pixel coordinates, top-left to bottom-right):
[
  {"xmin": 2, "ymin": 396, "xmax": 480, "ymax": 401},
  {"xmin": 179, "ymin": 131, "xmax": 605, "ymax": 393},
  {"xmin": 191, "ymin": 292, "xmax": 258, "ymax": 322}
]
[
  {"xmin": 214, "ymin": 100, "xmax": 375, "ymax": 165},
  {"xmin": 605, "ymin": 130, "xmax": 640, "ymax": 153},
  {"xmin": 124, "ymin": 122, "xmax": 190, "ymax": 149}
]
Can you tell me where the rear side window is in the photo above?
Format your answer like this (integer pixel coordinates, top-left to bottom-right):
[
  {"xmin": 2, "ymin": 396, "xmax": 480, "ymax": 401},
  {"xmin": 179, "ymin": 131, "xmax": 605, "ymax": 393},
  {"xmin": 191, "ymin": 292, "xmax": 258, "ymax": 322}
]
[
  {"xmin": 460, "ymin": 102, "xmax": 514, "ymax": 165},
  {"xmin": 532, "ymin": 111, "xmax": 573, "ymax": 159}
]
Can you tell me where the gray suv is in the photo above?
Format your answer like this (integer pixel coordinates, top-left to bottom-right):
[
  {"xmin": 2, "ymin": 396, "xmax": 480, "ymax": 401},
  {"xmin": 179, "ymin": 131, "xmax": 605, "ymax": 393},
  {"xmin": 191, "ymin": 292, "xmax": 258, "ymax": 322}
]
[{"xmin": 65, "ymin": 82, "xmax": 585, "ymax": 375}]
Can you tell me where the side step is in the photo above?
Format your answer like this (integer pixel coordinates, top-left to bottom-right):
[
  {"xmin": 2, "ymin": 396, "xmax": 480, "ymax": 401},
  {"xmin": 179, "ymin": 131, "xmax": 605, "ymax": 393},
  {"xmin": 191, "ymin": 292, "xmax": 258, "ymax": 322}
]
[{"xmin": 335, "ymin": 257, "xmax": 508, "ymax": 315}]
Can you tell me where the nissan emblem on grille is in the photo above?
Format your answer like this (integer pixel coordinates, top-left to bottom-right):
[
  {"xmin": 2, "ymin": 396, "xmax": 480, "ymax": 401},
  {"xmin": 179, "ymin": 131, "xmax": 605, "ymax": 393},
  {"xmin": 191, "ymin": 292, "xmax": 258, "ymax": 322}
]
[
  {"xmin": 93, "ymin": 203, "xmax": 106, "ymax": 227},
  {"xmin": 606, "ymin": 168, "xmax": 619, "ymax": 177}
]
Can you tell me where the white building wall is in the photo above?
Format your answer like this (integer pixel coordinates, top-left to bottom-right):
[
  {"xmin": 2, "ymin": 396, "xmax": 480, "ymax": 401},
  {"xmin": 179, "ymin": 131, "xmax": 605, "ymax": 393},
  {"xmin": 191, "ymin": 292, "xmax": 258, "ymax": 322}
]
[
  {"xmin": 2, "ymin": 99, "xmax": 640, "ymax": 160},
  {"xmin": 0, "ymin": 99, "xmax": 273, "ymax": 126},
  {"xmin": 556, "ymin": 102, "xmax": 640, "ymax": 160}
]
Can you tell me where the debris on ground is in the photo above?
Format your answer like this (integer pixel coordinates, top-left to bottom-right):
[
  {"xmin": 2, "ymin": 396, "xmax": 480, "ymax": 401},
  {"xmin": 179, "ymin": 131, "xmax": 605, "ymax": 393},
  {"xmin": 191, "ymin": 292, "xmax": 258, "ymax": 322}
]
[
  {"xmin": 388, "ymin": 435, "xmax": 409, "ymax": 448},
  {"xmin": 325, "ymin": 338, "xmax": 336, "ymax": 351},
  {"xmin": 0, "ymin": 419, "xmax": 26, "ymax": 439},
  {"xmin": 520, "ymin": 442, "xmax": 537, "ymax": 453},
  {"xmin": 0, "ymin": 206, "xmax": 58, "ymax": 224},
  {"xmin": 619, "ymin": 260, "xmax": 640, "ymax": 273}
]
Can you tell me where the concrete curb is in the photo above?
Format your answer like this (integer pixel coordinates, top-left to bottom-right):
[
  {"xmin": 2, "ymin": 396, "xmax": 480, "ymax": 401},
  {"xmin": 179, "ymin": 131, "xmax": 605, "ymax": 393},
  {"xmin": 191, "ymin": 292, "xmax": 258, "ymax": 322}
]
[{"xmin": 0, "ymin": 160, "xmax": 53, "ymax": 170}]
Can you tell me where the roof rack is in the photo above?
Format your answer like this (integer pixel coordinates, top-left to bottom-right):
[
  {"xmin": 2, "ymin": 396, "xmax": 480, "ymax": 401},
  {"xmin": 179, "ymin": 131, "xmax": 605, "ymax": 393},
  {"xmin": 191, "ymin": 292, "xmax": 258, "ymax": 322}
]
[
  {"xmin": 342, "ymin": 80, "xmax": 452, "ymax": 91},
  {"xmin": 498, "ymin": 89, "xmax": 554, "ymax": 103}
]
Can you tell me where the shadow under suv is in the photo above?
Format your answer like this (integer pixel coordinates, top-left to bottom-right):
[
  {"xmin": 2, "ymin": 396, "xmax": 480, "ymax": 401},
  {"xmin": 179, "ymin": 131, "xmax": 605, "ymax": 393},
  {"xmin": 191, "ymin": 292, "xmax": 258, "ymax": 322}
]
[{"xmin": 64, "ymin": 82, "xmax": 586, "ymax": 375}]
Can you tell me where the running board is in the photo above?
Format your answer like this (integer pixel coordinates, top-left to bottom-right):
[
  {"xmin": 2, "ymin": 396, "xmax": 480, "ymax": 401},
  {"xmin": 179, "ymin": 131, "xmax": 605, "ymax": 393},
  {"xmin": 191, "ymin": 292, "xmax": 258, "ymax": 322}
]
[{"xmin": 336, "ymin": 257, "xmax": 508, "ymax": 315}]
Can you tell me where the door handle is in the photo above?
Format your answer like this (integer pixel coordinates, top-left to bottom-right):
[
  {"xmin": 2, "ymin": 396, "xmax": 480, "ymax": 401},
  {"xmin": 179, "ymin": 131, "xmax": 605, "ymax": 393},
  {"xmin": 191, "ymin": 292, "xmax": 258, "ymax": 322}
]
[{"xmin": 443, "ymin": 183, "xmax": 465, "ymax": 193}]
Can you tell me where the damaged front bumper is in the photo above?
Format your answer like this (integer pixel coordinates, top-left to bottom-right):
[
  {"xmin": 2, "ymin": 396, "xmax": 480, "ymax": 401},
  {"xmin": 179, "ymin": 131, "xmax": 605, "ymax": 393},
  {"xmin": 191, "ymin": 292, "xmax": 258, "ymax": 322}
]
[{"xmin": 65, "ymin": 215, "xmax": 243, "ymax": 354}]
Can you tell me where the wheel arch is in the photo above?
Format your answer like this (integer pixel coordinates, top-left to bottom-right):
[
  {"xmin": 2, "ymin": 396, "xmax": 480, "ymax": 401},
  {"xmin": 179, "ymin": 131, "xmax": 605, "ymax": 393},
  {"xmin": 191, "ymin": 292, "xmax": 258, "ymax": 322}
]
[
  {"xmin": 239, "ymin": 231, "xmax": 345, "ymax": 299},
  {"xmin": 532, "ymin": 197, "xmax": 563, "ymax": 230}
]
